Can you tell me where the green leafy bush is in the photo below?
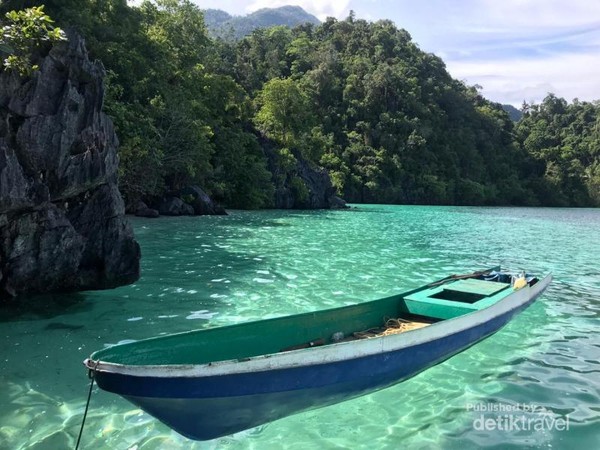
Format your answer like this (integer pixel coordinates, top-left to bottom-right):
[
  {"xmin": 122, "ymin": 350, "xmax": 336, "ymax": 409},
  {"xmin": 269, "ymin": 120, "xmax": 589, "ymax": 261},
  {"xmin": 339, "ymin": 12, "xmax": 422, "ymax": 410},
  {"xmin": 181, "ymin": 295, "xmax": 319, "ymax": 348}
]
[{"xmin": 0, "ymin": 6, "xmax": 66, "ymax": 75}]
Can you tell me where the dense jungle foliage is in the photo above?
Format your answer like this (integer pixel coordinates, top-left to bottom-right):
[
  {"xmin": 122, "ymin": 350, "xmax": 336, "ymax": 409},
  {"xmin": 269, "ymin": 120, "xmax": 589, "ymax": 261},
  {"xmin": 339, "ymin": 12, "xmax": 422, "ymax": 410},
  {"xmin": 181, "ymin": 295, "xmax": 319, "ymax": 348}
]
[{"xmin": 1, "ymin": 0, "xmax": 598, "ymax": 207}]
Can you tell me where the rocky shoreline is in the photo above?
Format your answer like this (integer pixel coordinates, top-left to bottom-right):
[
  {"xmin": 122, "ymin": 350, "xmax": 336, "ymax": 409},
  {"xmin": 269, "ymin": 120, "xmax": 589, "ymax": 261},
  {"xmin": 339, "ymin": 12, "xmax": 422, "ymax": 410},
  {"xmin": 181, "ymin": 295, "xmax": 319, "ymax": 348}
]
[
  {"xmin": 0, "ymin": 33, "xmax": 140, "ymax": 299},
  {"xmin": 0, "ymin": 32, "xmax": 347, "ymax": 299}
]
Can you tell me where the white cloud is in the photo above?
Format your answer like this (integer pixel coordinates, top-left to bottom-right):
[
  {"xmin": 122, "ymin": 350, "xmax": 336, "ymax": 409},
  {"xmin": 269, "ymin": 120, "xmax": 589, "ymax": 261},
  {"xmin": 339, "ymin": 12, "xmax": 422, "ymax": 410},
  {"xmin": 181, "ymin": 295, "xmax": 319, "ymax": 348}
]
[
  {"xmin": 447, "ymin": 52, "xmax": 600, "ymax": 106},
  {"xmin": 127, "ymin": 0, "xmax": 600, "ymax": 104},
  {"xmin": 476, "ymin": 0, "xmax": 600, "ymax": 29},
  {"xmin": 399, "ymin": 0, "xmax": 600, "ymax": 104},
  {"xmin": 246, "ymin": 0, "xmax": 351, "ymax": 21}
]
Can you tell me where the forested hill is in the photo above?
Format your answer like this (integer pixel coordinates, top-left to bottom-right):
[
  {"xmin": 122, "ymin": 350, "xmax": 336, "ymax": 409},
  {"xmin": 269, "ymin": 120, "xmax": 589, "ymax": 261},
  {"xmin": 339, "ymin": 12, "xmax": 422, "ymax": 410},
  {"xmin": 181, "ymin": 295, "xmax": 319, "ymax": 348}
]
[
  {"xmin": 1, "ymin": 1, "xmax": 598, "ymax": 208},
  {"xmin": 204, "ymin": 6, "xmax": 320, "ymax": 40},
  {"xmin": 502, "ymin": 104, "xmax": 523, "ymax": 122}
]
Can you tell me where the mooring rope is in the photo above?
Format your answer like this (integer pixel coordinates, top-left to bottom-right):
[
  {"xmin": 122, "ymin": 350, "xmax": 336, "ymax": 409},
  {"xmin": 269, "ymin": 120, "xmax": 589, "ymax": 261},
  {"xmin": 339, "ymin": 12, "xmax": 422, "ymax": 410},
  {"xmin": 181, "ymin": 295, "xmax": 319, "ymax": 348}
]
[{"xmin": 75, "ymin": 364, "xmax": 96, "ymax": 450}]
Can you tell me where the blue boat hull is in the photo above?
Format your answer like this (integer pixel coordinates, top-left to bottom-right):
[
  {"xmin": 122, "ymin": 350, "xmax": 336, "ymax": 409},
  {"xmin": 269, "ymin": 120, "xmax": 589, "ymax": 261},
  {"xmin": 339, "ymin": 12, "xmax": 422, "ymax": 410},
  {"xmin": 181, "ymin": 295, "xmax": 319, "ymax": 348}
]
[{"xmin": 93, "ymin": 288, "xmax": 545, "ymax": 440}]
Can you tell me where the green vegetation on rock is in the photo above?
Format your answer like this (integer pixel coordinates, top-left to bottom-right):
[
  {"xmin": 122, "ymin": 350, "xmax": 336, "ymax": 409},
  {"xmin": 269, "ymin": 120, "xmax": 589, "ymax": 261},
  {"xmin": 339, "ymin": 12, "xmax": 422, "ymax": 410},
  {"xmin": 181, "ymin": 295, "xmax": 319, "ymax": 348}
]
[
  {"xmin": 516, "ymin": 95, "xmax": 600, "ymax": 206},
  {"xmin": 0, "ymin": 5, "xmax": 65, "ymax": 75}
]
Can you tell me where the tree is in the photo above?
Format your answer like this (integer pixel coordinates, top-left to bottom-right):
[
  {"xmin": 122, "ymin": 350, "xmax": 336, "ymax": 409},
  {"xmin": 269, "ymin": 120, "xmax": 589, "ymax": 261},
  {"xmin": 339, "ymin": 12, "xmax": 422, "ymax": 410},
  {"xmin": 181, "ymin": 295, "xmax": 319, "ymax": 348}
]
[
  {"xmin": 0, "ymin": 6, "xmax": 66, "ymax": 75},
  {"xmin": 515, "ymin": 94, "xmax": 600, "ymax": 206},
  {"xmin": 4, "ymin": 1, "xmax": 596, "ymax": 209},
  {"xmin": 254, "ymin": 77, "xmax": 313, "ymax": 149}
]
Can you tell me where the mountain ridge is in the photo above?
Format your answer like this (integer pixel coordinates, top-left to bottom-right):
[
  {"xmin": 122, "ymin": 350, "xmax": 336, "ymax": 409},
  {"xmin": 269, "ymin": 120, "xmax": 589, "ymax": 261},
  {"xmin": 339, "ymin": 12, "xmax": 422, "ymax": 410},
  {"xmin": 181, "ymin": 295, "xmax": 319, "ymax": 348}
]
[
  {"xmin": 204, "ymin": 5, "xmax": 320, "ymax": 40},
  {"xmin": 501, "ymin": 104, "xmax": 523, "ymax": 121}
]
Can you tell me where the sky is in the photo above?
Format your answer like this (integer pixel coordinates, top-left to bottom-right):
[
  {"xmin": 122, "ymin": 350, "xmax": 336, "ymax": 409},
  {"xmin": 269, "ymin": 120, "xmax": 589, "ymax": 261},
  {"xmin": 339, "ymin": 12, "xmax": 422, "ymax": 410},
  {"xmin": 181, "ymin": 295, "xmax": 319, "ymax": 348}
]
[{"xmin": 140, "ymin": 1, "xmax": 600, "ymax": 106}]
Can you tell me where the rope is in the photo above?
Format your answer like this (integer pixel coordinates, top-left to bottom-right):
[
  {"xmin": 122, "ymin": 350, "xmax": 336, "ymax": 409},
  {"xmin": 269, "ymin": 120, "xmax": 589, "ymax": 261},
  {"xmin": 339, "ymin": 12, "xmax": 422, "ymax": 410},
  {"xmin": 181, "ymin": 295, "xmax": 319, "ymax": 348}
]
[
  {"xmin": 75, "ymin": 366, "xmax": 96, "ymax": 450},
  {"xmin": 353, "ymin": 317, "xmax": 430, "ymax": 339}
]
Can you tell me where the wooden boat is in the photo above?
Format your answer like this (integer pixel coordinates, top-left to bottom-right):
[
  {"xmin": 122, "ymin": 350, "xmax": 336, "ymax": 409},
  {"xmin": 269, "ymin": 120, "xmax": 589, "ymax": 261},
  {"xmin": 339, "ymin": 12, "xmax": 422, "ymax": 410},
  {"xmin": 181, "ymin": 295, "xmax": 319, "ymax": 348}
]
[{"xmin": 84, "ymin": 267, "xmax": 551, "ymax": 440}]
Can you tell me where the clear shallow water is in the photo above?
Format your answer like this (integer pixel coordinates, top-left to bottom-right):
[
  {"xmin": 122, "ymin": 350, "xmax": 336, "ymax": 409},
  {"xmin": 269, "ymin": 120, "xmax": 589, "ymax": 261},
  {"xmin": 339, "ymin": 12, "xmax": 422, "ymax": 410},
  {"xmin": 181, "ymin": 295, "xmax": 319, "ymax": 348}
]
[{"xmin": 0, "ymin": 205, "xmax": 599, "ymax": 449}]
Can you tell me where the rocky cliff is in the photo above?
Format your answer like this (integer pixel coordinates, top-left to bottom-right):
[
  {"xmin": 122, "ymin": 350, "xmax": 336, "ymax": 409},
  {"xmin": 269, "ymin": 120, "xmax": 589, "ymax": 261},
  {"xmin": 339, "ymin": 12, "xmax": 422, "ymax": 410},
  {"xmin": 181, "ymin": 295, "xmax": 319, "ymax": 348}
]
[
  {"xmin": 0, "ymin": 33, "xmax": 140, "ymax": 299},
  {"xmin": 262, "ymin": 141, "xmax": 344, "ymax": 209}
]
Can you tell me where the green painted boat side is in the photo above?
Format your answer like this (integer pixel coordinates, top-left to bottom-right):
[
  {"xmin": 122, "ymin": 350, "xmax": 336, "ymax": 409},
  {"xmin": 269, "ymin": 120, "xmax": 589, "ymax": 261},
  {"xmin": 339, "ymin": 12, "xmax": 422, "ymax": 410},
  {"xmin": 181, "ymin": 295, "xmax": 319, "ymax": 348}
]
[
  {"xmin": 91, "ymin": 294, "xmax": 404, "ymax": 366},
  {"xmin": 91, "ymin": 267, "xmax": 512, "ymax": 367},
  {"xmin": 445, "ymin": 278, "xmax": 509, "ymax": 296},
  {"xmin": 402, "ymin": 297, "xmax": 476, "ymax": 320},
  {"xmin": 402, "ymin": 279, "xmax": 511, "ymax": 319}
]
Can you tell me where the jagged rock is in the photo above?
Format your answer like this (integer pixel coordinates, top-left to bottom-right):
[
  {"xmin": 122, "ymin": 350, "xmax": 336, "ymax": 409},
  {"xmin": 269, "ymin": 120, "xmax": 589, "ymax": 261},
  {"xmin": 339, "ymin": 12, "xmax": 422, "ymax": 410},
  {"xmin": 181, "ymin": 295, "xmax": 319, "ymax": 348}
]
[
  {"xmin": 263, "ymin": 142, "xmax": 337, "ymax": 209},
  {"xmin": 133, "ymin": 201, "xmax": 159, "ymax": 218},
  {"xmin": 136, "ymin": 209, "xmax": 159, "ymax": 218},
  {"xmin": 158, "ymin": 196, "xmax": 194, "ymax": 216},
  {"xmin": 178, "ymin": 186, "xmax": 227, "ymax": 215},
  {"xmin": 0, "ymin": 32, "xmax": 140, "ymax": 299},
  {"xmin": 329, "ymin": 195, "xmax": 348, "ymax": 209},
  {"xmin": 295, "ymin": 157, "xmax": 336, "ymax": 208}
]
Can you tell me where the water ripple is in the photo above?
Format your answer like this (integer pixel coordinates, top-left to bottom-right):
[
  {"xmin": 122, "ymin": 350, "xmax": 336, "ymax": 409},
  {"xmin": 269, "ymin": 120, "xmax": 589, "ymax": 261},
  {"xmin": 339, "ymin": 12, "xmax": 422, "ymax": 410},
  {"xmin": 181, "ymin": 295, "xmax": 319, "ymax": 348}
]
[{"xmin": 0, "ymin": 206, "xmax": 598, "ymax": 449}]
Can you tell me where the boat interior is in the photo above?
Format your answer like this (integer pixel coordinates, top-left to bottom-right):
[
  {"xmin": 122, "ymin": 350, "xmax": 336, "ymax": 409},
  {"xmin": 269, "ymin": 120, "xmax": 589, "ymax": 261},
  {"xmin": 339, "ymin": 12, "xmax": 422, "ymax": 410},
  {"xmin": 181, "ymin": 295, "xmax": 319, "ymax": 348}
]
[{"xmin": 92, "ymin": 271, "xmax": 539, "ymax": 367}]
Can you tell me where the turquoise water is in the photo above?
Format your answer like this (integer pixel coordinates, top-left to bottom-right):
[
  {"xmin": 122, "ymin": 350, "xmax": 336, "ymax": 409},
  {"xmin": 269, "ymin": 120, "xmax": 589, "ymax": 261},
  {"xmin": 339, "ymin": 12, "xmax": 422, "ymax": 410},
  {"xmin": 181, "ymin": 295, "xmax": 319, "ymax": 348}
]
[{"xmin": 1, "ymin": 205, "xmax": 599, "ymax": 449}]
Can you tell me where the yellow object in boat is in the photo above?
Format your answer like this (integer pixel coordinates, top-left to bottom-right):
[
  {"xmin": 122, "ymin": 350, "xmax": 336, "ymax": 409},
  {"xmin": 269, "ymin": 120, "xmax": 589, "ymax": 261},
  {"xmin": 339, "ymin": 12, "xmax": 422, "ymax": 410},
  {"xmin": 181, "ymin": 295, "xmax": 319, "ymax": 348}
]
[{"xmin": 513, "ymin": 276, "xmax": 527, "ymax": 290}]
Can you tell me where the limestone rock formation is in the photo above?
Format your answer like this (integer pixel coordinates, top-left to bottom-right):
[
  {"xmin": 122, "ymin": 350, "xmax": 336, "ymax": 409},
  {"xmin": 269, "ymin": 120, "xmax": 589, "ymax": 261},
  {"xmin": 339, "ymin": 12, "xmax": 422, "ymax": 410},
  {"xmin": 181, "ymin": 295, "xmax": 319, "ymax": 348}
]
[
  {"xmin": 264, "ymin": 142, "xmax": 339, "ymax": 209},
  {"xmin": 158, "ymin": 196, "xmax": 195, "ymax": 216},
  {"xmin": 133, "ymin": 201, "xmax": 159, "ymax": 218},
  {"xmin": 0, "ymin": 33, "xmax": 140, "ymax": 299},
  {"xmin": 329, "ymin": 195, "xmax": 348, "ymax": 209},
  {"xmin": 178, "ymin": 185, "xmax": 227, "ymax": 215}
]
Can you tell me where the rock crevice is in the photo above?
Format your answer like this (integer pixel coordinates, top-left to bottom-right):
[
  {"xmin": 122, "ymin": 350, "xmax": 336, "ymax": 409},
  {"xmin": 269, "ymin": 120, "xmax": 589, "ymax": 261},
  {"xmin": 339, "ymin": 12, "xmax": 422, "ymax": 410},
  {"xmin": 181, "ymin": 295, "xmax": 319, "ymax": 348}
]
[
  {"xmin": 0, "ymin": 33, "xmax": 140, "ymax": 299},
  {"xmin": 262, "ymin": 140, "xmax": 343, "ymax": 209}
]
